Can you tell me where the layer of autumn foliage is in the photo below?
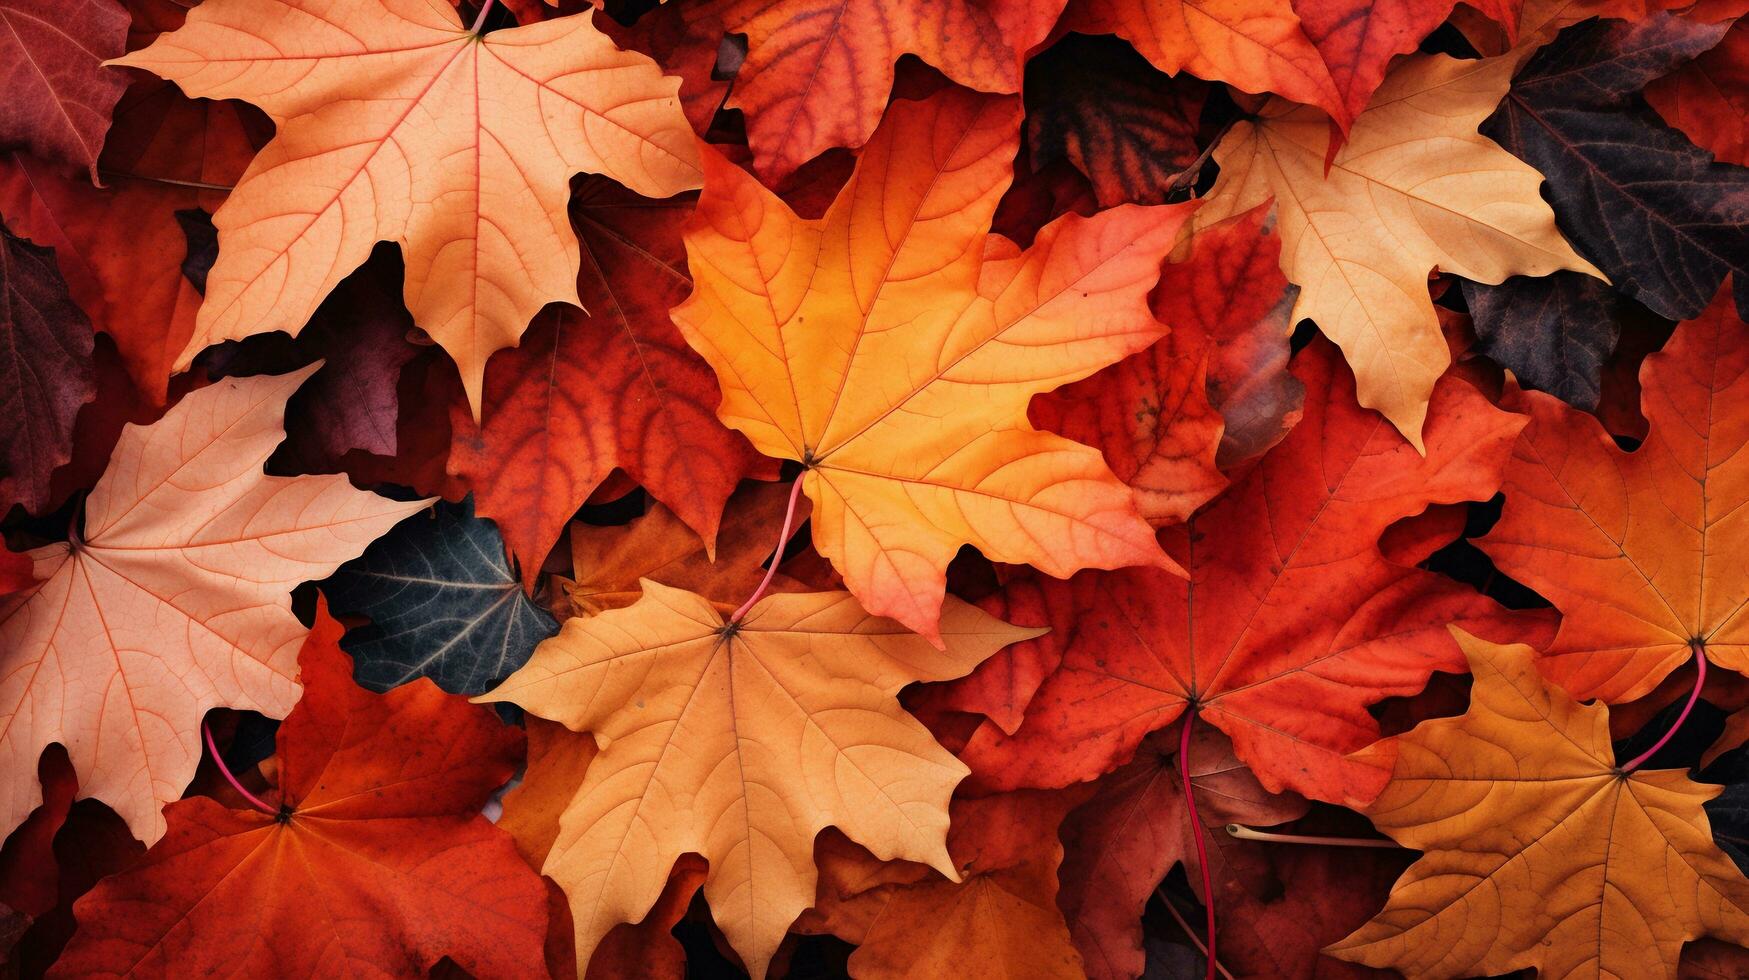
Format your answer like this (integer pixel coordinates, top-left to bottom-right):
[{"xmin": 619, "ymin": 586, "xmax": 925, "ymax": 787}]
[{"xmin": 5, "ymin": 0, "xmax": 1749, "ymax": 977}]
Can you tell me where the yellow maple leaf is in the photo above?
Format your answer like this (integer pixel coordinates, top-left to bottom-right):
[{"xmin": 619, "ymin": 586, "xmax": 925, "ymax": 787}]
[
  {"xmin": 1198, "ymin": 52, "xmax": 1602, "ymax": 449},
  {"xmin": 112, "ymin": 0, "xmax": 702, "ymax": 415},
  {"xmin": 0, "ymin": 366, "xmax": 428, "ymax": 844},
  {"xmin": 477, "ymin": 580, "xmax": 1039, "ymax": 979},
  {"xmin": 1328, "ymin": 629, "xmax": 1749, "ymax": 979},
  {"xmin": 671, "ymin": 86, "xmax": 1191, "ymax": 642}
]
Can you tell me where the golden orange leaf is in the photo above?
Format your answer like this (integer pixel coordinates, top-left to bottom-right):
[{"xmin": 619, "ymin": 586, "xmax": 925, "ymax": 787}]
[
  {"xmin": 1198, "ymin": 51, "xmax": 1602, "ymax": 448},
  {"xmin": 671, "ymin": 86, "xmax": 1190, "ymax": 642},
  {"xmin": 112, "ymin": 0, "xmax": 702, "ymax": 414},
  {"xmin": 0, "ymin": 366, "xmax": 428, "ymax": 844},
  {"xmin": 477, "ymin": 580, "xmax": 1038, "ymax": 978},
  {"xmin": 1328, "ymin": 629, "xmax": 1749, "ymax": 979}
]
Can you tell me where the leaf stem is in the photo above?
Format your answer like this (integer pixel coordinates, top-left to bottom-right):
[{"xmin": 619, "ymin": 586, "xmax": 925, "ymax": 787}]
[
  {"xmin": 1225, "ymin": 825, "xmax": 1401, "ymax": 848},
  {"xmin": 97, "ymin": 170, "xmax": 235, "ymax": 192},
  {"xmin": 1180, "ymin": 714, "xmax": 1218, "ymax": 980},
  {"xmin": 1621, "ymin": 643, "xmax": 1707, "ymax": 773},
  {"xmin": 469, "ymin": 0, "xmax": 497, "ymax": 34},
  {"xmin": 728, "ymin": 474, "xmax": 805, "ymax": 624},
  {"xmin": 1155, "ymin": 885, "xmax": 1237, "ymax": 980},
  {"xmin": 202, "ymin": 721, "xmax": 275, "ymax": 816}
]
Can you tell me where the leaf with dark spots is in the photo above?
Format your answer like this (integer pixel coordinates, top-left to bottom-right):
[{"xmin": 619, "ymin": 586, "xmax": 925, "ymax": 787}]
[
  {"xmin": 1482, "ymin": 14, "xmax": 1749, "ymax": 321},
  {"xmin": 1024, "ymin": 33, "xmax": 1207, "ymax": 207},
  {"xmin": 0, "ymin": 227, "xmax": 95, "ymax": 515},
  {"xmin": 324, "ymin": 497, "xmax": 560, "ymax": 696},
  {"xmin": 1459, "ymin": 271, "xmax": 1644, "ymax": 410}
]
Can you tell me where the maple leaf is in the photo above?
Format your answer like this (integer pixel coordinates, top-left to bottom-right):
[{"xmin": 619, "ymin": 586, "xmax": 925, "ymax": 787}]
[
  {"xmin": 447, "ymin": 176, "xmax": 760, "ymax": 586},
  {"xmin": 1198, "ymin": 50, "xmax": 1602, "ymax": 447},
  {"xmin": 945, "ymin": 339, "xmax": 1548, "ymax": 804},
  {"xmin": 325, "ymin": 498, "xmax": 559, "ymax": 696},
  {"xmin": 1055, "ymin": 726, "xmax": 1308, "ymax": 980},
  {"xmin": 1477, "ymin": 283, "xmax": 1749, "ymax": 703},
  {"xmin": 112, "ymin": 0, "xmax": 702, "ymax": 414},
  {"xmin": 49, "ymin": 604, "xmax": 549, "ymax": 978},
  {"xmin": 565, "ymin": 478, "xmax": 809, "ymax": 616},
  {"xmin": 0, "ymin": 227, "xmax": 95, "ymax": 515},
  {"xmin": 672, "ymin": 87, "xmax": 1190, "ymax": 641},
  {"xmin": 685, "ymin": 0, "xmax": 1064, "ymax": 182},
  {"xmin": 0, "ymin": 0, "xmax": 130, "ymax": 179},
  {"xmin": 477, "ymin": 580, "xmax": 1038, "ymax": 978},
  {"xmin": 0, "ymin": 366, "xmax": 428, "ymax": 844},
  {"xmin": 1062, "ymin": 0, "xmax": 1351, "ymax": 130},
  {"xmin": 1646, "ymin": 16, "xmax": 1749, "ymax": 168},
  {"xmin": 1328, "ymin": 629, "xmax": 1749, "ymax": 979},
  {"xmin": 1023, "ymin": 34, "xmax": 1208, "ymax": 208},
  {"xmin": 801, "ymin": 791, "xmax": 1090, "ymax": 979},
  {"xmin": 1483, "ymin": 13, "xmax": 1749, "ymax": 324}
]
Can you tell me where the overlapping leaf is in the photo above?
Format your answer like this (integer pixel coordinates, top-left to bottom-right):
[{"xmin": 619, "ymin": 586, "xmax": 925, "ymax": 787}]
[
  {"xmin": 0, "ymin": 228, "xmax": 94, "ymax": 514},
  {"xmin": 1479, "ymin": 283, "xmax": 1749, "ymax": 702},
  {"xmin": 1199, "ymin": 50, "xmax": 1601, "ymax": 446},
  {"xmin": 1330, "ymin": 631, "xmax": 1749, "ymax": 979},
  {"xmin": 0, "ymin": 367, "xmax": 427, "ymax": 843},
  {"xmin": 0, "ymin": 0, "xmax": 130, "ymax": 178},
  {"xmin": 479, "ymin": 581, "xmax": 1036, "ymax": 978},
  {"xmin": 947, "ymin": 339, "xmax": 1546, "ymax": 804},
  {"xmin": 673, "ymin": 86, "xmax": 1190, "ymax": 642},
  {"xmin": 114, "ymin": 0, "xmax": 702, "ymax": 411},
  {"xmin": 50, "ymin": 605, "xmax": 548, "ymax": 978},
  {"xmin": 326, "ymin": 497, "xmax": 559, "ymax": 696}
]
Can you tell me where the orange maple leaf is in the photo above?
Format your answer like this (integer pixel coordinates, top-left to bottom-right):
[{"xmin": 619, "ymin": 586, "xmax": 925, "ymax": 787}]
[
  {"xmin": 671, "ymin": 87, "xmax": 1191, "ymax": 642},
  {"xmin": 112, "ymin": 0, "xmax": 702, "ymax": 414},
  {"xmin": 1479, "ymin": 283, "xmax": 1749, "ymax": 702},
  {"xmin": 478, "ymin": 580, "xmax": 1038, "ymax": 978},
  {"xmin": 1329, "ymin": 629, "xmax": 1749, "ymax": 979},
  {"xmin": 0, "ymin": 366, "xmax": 427, "ymax": 844}
]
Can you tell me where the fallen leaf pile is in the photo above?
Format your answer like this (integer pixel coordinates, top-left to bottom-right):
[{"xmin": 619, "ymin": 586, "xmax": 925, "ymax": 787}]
[{"xmin": 3, "ymin": 0, "xmax": 1749, "ymax": 977}]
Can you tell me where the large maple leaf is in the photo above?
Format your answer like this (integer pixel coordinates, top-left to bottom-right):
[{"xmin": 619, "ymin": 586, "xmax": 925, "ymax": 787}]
[
  {"xmin": 671, "ymin": 87, "xmax": 1189, "ymax": 642},
  {"xmin": 447, "ymin": 177, "xmax": 760, "ymax": 584},
  {"xmin": 1199, "ymin": 51, "xmax": 1601, "ymax": 447},
  {"xmin": 1329, "ymin": 630, "xmax": 1749, "ymax": 979},
  {"xmin": 0, "ymin": 0, "xmax": 130, "ymax": 179},
  {"xmin": 1477, "ymin": 283, "xmax": 1749, "ymax": 703},
  {"xmin": 0, "ymin": 366, "xmax": 428, "ymax": 844},
  {"xmin": 477, "ymin": 580, "xmax": 1037, "ymax": 978},
  {"xmin": 945, "ymin": 338, "xmax": 1548, "ymax": 804},
  {"xmin": 50, "ymin": 605, "xmax": 549, "ymax": 978},
  {"xmin": 113, "ymin": 0, "xmax": 703, "ymax": 413},
  {"xmin": 686, "ymin": 0, "xmax": 1065, "ymax": 182}
]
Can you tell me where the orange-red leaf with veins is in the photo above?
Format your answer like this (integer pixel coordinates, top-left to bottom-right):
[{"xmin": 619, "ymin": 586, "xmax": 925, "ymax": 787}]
[
  {"xmin": 1646, "ymin": 17, "xmax": 1749, "ymax": 167},
  {"xmin": 449, "ymin": 178, "xmax": 761, "ymax": 586},
  {"xmin": 687, "ymin": 0, "xmax": 1067, "ymax": 182},
  {"xmin": 1478, "ymin": 283, "xmax": 1749, "ymax": 703},
  {"xmin": 51, "ymin": 606, "xmax": 547, "ymax": 978},
  {"xmin": 944, "ymin": 339, "xmax": 1550, "ymax": 804}
]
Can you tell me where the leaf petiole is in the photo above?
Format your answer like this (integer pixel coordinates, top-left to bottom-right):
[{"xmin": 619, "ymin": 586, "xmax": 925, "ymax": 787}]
[
  {"xmin": 1155, "ymin": 885, "xmax": 1237, "ymax": 980},
  {"xmin": 1621, "ymin": 643, "xmax": 1708, "ymax": 773},
  {"xmin": 202, "ymin": 721, "xmax": 277, "ymax": 816},
  {"xmin": 1224, "ymin": 825, "xmax": 1400, "ymax": 848},
  {"xmin": 728, "ymin": 474, "xmax": 805, "ymax": 624},
  {"xmin": 469, "ymin": 0, "xmax": 497, "ymax": 34},
  {"xmin": 1180, "ymin": 715, "xmax": 1218, "ymax": 980}
]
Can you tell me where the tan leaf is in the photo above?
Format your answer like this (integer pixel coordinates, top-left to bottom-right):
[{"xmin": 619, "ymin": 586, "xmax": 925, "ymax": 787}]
[
  {"xmin": 478, "ymin": 580, "xmax": 1038, "ymax": 978},
  {"xmin": 0, "ymin": 366, "xmax": 428, "ymax": 844},
  {"xmin": 112, "ymin": 0, "xmax": 702, "ymax": 413},
  {"xmin": 1199, "ymin": 52, "xmax": 1601, "ymax": 448}
]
